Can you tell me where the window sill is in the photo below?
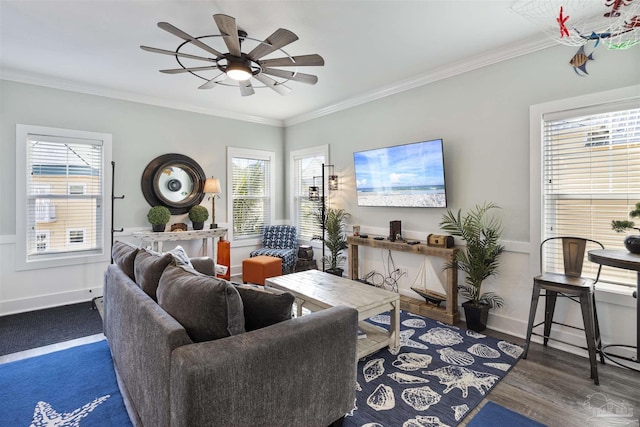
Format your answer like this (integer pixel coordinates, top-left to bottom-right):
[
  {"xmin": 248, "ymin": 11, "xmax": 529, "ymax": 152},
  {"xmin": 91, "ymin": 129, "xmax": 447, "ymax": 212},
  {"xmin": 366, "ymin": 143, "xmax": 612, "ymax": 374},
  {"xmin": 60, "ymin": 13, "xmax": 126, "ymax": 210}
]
[{"xmin": 595, "ymin": 282, "xmax": 637, "ymax": 308}]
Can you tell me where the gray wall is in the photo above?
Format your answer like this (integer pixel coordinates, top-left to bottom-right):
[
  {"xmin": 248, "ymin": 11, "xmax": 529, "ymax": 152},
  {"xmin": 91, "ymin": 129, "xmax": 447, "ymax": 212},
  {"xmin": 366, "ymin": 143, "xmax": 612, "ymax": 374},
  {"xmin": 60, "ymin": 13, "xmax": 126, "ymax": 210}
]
[
  {"xmin": 284, "ymin": 43, "xmax": 640, "ymax": 354},
  {"xmin": 285, "ymin": 44, "xmax": 640, "ymax": 241},
  {"xmin": 0, "ymin": 80, "xmax": 283, "ymax": 313}
]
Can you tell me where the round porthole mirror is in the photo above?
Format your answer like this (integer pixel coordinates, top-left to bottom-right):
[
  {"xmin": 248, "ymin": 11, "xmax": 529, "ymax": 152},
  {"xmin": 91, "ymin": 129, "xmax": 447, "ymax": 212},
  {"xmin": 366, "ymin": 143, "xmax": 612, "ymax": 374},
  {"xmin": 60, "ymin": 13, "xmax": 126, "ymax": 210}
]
[{"xmin": 141, "ymin": 154, "xmax": 206, "ymax": 214}]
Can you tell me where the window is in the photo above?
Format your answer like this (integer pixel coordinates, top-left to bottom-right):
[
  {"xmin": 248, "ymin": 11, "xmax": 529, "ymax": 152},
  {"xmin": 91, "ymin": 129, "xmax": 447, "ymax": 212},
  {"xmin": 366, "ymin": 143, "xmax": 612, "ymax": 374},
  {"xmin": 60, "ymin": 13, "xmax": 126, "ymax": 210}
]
[
  {"xmin": 67, "ymin": 228, "xmax": 86, "ymax": 245},
  {"xmin": 68, "ymin": 183, "xmax": 86, "ymax": 195},
  {"xmin": 290, "ymin": 145, "xmax": 328, "ymax": 242},
  {"xmin": 227, "ymin": 147, "xmax": 275, "ymax": 242},
  {"xmin": 16, "ymin": 124, "xmax": 112, "ymax": 270},
  {"xmin": 35, "ymin": 231, "xmax": 50, "ymax": 252},
  {"xmin": 535, "ymin": 93, "xmax": 640, "ymax": 287}
]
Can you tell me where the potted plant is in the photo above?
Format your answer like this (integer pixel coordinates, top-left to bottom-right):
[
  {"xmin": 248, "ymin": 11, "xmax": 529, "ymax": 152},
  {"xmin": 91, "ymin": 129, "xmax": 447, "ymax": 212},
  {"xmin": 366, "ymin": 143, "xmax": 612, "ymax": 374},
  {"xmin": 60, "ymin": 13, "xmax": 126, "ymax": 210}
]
[
  {"xmin": 611, "ymin": 202, "xmax": 640, "ymax": 254},
  {"xmin": 147, "ymin": 205, "xmax": 171, "ymax": 232},
  {"xmin": 440, "ymin": 202, "xmax": 505, "ymax": 332},
  {"xmin": 315, "ymin": 207, "xmax": 351, "ymax": 276},
  {"xmin": 188, "ymin": 205, "xmax": 209, "ymax": 230}
]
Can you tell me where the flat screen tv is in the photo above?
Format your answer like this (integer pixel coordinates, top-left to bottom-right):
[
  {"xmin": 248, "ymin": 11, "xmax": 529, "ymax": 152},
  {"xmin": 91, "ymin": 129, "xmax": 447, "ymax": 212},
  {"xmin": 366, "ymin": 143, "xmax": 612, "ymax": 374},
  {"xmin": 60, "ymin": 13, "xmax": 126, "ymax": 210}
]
[{"xmin": 353, "ymin": 138, "xmax": 447, "ymax": 208}]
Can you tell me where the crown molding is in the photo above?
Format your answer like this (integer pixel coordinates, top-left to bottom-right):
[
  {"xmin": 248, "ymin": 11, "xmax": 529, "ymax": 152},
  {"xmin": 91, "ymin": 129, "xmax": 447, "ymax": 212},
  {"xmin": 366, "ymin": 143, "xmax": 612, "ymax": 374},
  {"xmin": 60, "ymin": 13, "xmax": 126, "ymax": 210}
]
[
  {"xmin": 0, "ymin": 69, "xmax": 284, "ymax": 127},
  {"xmin": 284, "ymin": 37, "xmax": 556, "ymax": 127},
  {"xmin": 1, "ymin": 36, "xmax": 555, "ymax": 129}
]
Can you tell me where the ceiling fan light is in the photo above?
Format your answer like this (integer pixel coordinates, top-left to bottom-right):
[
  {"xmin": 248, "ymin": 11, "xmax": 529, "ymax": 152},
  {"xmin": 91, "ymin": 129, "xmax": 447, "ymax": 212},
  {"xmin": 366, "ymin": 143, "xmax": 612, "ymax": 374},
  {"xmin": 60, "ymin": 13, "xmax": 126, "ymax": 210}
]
[{"xmin": 226, "ymin": 62, "xmax": 252, "ymax": 81}]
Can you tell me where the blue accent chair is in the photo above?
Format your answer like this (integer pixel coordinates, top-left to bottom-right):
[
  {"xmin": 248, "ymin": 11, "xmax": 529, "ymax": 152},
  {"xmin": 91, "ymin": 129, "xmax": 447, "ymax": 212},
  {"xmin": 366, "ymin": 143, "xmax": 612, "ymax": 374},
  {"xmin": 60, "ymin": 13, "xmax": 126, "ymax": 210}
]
[{"xmin": 250, "ymin": 225, "xmax": 298, "ymax": 274}]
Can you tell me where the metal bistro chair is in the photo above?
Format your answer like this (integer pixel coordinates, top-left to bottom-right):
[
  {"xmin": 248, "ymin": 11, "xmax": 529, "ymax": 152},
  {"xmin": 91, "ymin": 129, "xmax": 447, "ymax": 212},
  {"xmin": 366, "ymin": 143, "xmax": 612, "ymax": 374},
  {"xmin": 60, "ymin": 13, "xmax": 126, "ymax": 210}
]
[{"xmin": 523, "ymin": 237, "xmax": 605, "ymax": 385}]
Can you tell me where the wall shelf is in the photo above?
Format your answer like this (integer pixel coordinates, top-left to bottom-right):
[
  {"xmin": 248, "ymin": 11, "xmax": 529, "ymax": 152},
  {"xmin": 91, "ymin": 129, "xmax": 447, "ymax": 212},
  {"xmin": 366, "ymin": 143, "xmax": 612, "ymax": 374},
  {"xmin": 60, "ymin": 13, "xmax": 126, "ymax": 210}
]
[{"xmin": 347, "ymin": 235, "xmax": 459, "ymax": 325}]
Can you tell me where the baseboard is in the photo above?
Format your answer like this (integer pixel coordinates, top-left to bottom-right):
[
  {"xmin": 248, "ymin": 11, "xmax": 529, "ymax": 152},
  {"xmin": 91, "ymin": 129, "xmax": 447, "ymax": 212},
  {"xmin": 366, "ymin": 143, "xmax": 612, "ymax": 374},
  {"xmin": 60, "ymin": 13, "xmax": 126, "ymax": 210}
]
[{"xmin": 0, "ymin": 286, "xmax": 103, "ymax": 316}]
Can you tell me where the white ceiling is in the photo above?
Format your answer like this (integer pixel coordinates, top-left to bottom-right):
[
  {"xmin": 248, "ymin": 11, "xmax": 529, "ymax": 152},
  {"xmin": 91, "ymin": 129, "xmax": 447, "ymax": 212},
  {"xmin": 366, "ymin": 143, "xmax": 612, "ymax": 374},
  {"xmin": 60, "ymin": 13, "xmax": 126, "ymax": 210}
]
[{"xmin": 0, "ymin": 1, "xmax": 551, "ymax": 126}]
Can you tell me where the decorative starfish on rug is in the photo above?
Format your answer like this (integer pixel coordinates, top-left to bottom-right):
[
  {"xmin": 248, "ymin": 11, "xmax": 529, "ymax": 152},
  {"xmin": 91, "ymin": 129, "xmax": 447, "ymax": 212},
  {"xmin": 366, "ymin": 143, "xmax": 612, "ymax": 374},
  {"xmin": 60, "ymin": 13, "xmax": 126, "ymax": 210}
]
[
  {"xmin": 30, "ymin": 395, "xmax": 110, "ymax": 427},
  {"xmin": 389, "ymin": 329, "xmax": 430, "ymax": 355}
]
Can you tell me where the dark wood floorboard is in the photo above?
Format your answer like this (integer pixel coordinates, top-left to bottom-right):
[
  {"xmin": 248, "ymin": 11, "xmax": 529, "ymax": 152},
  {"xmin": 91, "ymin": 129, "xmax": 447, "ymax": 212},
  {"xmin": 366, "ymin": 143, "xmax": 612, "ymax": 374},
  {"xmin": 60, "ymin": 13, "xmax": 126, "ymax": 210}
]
[{"xmin": 460, "ymin": 327, "xmax": 640, "ymax": 426}]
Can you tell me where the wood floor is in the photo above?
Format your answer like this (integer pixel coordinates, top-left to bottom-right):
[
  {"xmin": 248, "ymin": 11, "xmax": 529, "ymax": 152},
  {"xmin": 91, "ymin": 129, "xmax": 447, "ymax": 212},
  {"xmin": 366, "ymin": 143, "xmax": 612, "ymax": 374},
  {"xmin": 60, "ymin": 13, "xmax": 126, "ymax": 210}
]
[{"xmin": 461, "ymin": 327, "xmax": 640, "ymax": 427}]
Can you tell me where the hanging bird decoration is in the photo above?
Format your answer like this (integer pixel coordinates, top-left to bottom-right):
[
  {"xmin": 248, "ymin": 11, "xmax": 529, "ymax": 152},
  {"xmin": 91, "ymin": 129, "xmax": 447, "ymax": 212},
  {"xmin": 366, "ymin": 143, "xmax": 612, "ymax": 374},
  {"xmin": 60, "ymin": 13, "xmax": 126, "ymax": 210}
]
[{"xmin": 569, "ymin": 44, "xmax": 595, "ymax": 76}]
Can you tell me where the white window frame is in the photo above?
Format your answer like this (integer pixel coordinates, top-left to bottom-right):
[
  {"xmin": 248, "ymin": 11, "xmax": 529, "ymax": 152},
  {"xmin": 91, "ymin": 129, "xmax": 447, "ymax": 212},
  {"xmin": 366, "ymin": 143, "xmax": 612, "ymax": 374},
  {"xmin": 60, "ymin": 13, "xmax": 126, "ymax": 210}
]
[
  {"xmin": 289, "ymin": 145, "xmax": 329, "ymax": 243},
  {"xmin": 227, "ymin": 147, "xmax": 276, "ymax": 246},
  {"xmin": 530, "ymin": 85, "xmax": 640, "ymax": 279},
  {"xmin": 35, "ymin": 230, "xmax": 50, "ymax": 253},
  {"xmin": 16, "ymin": 124, "xmax": 112, "ymax": 271},
  {"xmin": 68, "ymin": 183, "xmax": 87, "ymax": 195}
]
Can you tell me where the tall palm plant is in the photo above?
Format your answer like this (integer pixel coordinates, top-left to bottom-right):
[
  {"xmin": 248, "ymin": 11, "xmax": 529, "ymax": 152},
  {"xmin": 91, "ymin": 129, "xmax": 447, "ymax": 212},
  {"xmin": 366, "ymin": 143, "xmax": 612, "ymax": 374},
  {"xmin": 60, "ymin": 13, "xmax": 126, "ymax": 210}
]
[{"xmin": 439, "ymin": 202, "xmax": 505, "ymax": 309}]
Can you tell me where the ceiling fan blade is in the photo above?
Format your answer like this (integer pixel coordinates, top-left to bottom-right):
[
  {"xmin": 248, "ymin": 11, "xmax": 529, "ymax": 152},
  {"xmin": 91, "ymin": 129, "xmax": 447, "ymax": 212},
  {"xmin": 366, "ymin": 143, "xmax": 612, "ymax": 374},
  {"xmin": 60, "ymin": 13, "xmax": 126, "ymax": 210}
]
[
  {"xmin": 160, "ymin": 66, "xmax": 218, "ymax": 74},
  {"xmin": 239, "ymin": 79, "xmax": 255, "ymax": 97},
  {"xmin": 198, "ymin": 73, "xmax": 227, "ymax": 89},
  {"xmin": 262, "ymin": 68, "xmax": 318, "ymax": 85},
  {"xmin": 141, "ymin": 45, "xmax": 216, "ymax": 62},
  {"xmin": 248, "ymin": 28, "xmax": 299, "ymax": 60},
  {"xmin": 213, "ymin": 14, "xmax": 241, "ymax": 57},
  {"xmin": 157, "ymin": 22, "xmax": 223, "ymax": 57},
  {"xmin": 254, "ymin": 73, "xmax": 291, "ymax": 96},
  {"xmin": 259, "ymin": 54, "xmax": 325, "ymax": 67}
]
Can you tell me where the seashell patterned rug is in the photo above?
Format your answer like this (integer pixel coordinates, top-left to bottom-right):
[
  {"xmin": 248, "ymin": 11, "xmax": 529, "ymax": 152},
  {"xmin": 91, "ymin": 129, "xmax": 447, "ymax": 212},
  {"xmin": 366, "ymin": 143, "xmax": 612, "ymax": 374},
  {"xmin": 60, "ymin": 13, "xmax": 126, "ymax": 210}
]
[{"xmin": 345, "ymin": 310, "xmax": 524, "ymax": 427}]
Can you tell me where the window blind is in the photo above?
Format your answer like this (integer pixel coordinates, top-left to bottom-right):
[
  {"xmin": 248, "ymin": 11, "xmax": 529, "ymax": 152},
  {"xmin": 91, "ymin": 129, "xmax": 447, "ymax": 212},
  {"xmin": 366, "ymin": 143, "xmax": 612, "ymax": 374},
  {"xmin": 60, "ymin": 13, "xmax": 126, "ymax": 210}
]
[
  {"xmin": 542, "ymin": 105, "xmax": 640, "ymax": 286},
  {"xmin": 26, "ymin": 135, "xmax": 104, "ymax": 259},
  {"xmin": 293, "ymin": 154, "xmax": 325, "ymax": 241},
  {"xmin": 231, "ymin": 156, "xmax": 271, "ymax": 239}
]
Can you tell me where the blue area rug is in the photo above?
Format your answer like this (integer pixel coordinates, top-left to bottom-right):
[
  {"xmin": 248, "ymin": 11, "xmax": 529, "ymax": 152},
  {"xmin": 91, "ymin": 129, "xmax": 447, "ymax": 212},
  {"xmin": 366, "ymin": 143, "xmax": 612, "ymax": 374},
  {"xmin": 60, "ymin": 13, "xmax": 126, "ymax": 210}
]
[
  {"xmin": 345, "ymin": 311, "xmax": 524, "ymax": 427},
  {"xmin": 0, "ymin": 340, "xmax": 132, "ymax": 427},
  {"xmin": 467, "ymin": 402, "xmax": 548, "ymax": 427}
]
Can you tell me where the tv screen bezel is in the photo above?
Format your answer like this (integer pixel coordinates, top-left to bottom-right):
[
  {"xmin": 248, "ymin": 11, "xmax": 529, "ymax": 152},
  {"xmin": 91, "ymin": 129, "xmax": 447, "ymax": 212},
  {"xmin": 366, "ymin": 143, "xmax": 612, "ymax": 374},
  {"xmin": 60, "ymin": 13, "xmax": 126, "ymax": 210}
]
[{"xmin": 353, "ymin": 138, "xmax": 447, "ymax": 208}]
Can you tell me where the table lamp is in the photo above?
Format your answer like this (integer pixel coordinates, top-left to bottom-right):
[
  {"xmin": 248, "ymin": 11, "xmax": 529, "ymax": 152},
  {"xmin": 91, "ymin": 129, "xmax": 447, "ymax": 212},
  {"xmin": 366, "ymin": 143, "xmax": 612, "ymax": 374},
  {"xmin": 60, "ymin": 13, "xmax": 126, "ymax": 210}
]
[{"xmin": 203, "ymin": 177, "xmax": 221, "ymax": 229}]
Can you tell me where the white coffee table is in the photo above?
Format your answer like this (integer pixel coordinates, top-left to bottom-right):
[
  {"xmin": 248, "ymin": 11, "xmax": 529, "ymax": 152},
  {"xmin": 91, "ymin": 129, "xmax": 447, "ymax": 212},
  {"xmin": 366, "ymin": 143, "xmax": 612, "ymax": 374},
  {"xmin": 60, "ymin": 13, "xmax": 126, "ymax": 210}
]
[{"xmin": 265, "ymin": 269, "xmax": 400, "ymax": 359}]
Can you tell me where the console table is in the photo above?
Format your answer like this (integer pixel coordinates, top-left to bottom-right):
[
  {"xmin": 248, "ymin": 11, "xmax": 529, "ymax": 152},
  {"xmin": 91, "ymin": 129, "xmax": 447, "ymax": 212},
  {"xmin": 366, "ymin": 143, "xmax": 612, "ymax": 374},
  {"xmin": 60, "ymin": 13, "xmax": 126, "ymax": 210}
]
[
  {"xmin": 588, "ymin": 249, "xmax": 640, "ymax": 371},
  {"xmin": 133, "ymin": 228, "xmax": 228, "ymax": 260},
  {"xmin": 347, "ymin": 235, "xmax": 459, "ymax": 324}
]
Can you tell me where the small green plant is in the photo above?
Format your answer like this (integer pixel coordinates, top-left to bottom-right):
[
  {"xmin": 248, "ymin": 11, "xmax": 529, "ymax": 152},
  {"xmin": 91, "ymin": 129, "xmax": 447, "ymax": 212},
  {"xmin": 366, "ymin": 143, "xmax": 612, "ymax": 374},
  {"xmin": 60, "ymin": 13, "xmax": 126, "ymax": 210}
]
[
  {"xmin": 611, "ymin": 202, "xmax": 640, "ymax": 233},
  {"xmin": 147, "ymin": 205, "xmax": 171, "ymax": 225},
  {"xmin": 188, "ymin": 205, "xmax": 209, "ymax": 223},
  {"xmin": 440, "ymin": 202, "xmax": 505, "ymax": 309}
]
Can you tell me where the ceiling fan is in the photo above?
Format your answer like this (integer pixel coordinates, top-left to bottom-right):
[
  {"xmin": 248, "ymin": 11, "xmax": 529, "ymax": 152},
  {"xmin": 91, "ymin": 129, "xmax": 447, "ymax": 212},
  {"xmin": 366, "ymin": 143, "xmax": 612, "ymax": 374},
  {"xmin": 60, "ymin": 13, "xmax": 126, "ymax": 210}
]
[{"xmin": 140, "ymin": 14, "xmax": 325, "ymax": 96}]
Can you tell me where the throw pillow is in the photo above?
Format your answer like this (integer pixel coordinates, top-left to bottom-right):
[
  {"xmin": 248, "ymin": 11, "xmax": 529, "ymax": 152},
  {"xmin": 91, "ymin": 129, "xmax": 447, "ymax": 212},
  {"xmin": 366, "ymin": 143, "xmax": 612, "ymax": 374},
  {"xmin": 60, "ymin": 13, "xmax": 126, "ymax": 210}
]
[
  {"xmin": 166, "ymin": 245, "xmax": 194, "ymax": 268},
  {"xmin": 157, "ymin": 265, "xmax": 245, "ymax": 342},
  {"xmin": 134, "ymin": 249, "xmax": 174, "ymax": 301},
  {"xmin": 234, "ymin": 284, "xmax": 295, "ymax": 331},
  {"xmin": 111, "ymin": 240, "xmax": 139, "ymax": 280}
]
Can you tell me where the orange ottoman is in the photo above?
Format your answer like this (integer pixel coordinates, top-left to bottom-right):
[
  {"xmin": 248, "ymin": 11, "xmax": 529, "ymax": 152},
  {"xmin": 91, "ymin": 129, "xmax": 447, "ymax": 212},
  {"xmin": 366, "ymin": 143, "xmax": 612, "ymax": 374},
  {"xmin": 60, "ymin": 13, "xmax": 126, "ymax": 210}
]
[{"xmin": 242, "ymin": 256, "xmax": 282, "ymax": 285}]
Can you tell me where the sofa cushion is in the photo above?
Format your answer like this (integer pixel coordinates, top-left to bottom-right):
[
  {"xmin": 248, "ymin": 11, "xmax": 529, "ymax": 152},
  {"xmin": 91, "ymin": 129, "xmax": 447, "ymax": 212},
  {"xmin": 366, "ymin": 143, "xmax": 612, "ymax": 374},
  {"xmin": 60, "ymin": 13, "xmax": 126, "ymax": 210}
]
[
  {"xmin": 112, "ymin": 240, "xmax": 139, "ymax": 280},
  {"xmin": 157, "ymin": 265, "xmax": 245, "ymax": 342},
  {"xmin": 134, "ymin": 249, "xmax": 174, "ymax": 301},
  {"xmin": 234, "ymin": 284, "xmax": 295, "ymax": 331}
]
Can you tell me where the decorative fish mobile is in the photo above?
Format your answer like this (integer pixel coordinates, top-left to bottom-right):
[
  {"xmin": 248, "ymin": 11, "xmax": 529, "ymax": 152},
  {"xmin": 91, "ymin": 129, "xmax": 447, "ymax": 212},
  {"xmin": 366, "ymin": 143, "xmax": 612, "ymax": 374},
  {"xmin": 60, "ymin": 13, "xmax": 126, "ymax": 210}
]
[{"xmin": 569, "ymin": 45, "xmax": 594, "ymax": 76}]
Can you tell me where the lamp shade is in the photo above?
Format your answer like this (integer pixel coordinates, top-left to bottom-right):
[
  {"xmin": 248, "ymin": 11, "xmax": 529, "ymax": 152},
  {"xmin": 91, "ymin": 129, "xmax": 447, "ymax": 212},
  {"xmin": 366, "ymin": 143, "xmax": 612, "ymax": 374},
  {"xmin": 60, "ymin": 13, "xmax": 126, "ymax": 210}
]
[{"xmin": 203, "ymin": 178, "xmax": 221, "ymax": 194}]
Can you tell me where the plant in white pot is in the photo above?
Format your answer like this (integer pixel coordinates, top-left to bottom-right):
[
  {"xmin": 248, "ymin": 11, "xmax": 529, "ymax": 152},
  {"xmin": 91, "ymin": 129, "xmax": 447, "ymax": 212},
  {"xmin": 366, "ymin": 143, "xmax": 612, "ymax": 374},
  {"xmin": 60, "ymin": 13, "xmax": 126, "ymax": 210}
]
[{"xmin": 439, "ymin": 202, "xmax": 505, "ymax": 332}]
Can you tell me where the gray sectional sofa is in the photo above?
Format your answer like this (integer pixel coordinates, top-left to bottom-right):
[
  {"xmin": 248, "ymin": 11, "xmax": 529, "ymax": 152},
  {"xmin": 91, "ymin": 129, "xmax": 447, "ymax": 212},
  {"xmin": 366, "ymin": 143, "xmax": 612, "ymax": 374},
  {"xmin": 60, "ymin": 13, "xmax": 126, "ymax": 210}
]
[{"xmin": 104, "ymin": 241, "xmax": 358, "ymax": 427}]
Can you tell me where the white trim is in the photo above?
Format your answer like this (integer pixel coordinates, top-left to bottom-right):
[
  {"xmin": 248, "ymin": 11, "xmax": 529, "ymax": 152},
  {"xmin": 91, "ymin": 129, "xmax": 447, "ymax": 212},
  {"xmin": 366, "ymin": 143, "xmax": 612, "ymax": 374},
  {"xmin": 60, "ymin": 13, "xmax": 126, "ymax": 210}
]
[
  {"xmin": 15, "ymin": 124, "xmax": 112, "ymax": 271},
  {"xmin": 226, "ymin": 147, "xmax": 276, "ymax": 245},
  {"xmin": 0, "ymin": 285, "xmax": 103, "ymax": 316},
  {"xmin": 2, "ymin": 36, "xmax": 553, "ymax": 128},
  {"xmin": 285, "ymin": 37, "xmax": 556, "ymax": 126},
  {"xmin": 529, "ymin": 85, "xmax": 640, "ymax": 277},
  {"xmin": 0, "ymin": 70, "xmax": 284, "ymax": 128},
  {"xmin": 288, "ymin": 144, "xmax": 329, "ymax": 239}
]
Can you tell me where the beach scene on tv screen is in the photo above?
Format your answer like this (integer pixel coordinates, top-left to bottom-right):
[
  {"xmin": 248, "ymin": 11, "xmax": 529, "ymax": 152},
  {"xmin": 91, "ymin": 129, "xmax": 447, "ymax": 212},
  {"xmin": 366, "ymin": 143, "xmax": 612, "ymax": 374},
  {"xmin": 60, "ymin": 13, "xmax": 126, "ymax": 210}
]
[{"xmin": 354, "ymin": 140, "xmax": 446, "ymax": 207}]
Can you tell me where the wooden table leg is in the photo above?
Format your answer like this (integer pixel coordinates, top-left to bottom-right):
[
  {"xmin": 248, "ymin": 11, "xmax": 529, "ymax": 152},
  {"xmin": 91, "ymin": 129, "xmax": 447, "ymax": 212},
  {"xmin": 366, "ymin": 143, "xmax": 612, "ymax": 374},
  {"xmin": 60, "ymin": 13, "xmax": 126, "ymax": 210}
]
[{"xmin": 390, "ymin": 299, "xmax": 400, "ymax": 351}]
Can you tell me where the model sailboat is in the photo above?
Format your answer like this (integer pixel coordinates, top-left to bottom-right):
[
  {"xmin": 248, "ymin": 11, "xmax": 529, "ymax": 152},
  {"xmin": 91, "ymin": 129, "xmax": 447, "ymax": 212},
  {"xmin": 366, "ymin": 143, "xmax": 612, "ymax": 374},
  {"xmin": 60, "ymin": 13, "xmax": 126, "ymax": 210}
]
[{"xmin": 410, "ymin": 257, "xmax": 447, "ymax": 306}]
